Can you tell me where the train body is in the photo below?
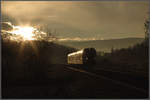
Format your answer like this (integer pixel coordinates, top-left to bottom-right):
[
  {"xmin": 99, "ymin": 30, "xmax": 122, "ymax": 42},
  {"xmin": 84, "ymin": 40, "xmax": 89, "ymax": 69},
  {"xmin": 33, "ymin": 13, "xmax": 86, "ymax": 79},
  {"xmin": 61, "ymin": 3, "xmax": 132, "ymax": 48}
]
[{"xmin": 67, "ymin": 48, "xmax": 96, "ymax": 65}]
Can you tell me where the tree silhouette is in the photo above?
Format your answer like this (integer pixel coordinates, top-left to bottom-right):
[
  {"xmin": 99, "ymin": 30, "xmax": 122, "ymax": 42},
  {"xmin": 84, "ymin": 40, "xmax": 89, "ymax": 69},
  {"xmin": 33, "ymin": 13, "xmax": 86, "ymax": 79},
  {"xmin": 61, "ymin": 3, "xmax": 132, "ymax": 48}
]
[{"xmin": 144, "ymin": 19, "xmax": 149, "ymax": 39}]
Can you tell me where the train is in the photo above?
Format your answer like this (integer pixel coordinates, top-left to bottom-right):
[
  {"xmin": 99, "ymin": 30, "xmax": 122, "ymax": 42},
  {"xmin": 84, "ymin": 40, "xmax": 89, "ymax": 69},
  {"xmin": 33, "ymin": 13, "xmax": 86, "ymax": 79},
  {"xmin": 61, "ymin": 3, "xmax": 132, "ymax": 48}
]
[{"xmin": 67, "ymin": 48, "xmax": 97, "ymax": 65}]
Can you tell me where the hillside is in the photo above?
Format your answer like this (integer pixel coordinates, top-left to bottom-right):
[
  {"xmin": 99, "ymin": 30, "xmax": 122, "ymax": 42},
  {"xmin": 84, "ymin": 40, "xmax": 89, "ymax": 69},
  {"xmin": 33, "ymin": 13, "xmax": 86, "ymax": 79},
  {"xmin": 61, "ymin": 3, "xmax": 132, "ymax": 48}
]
[
  {"xmin": 2, "ymin": 38, "xmax": 148, "ymax": 99},
  {"xmin": 95, "ymin": 39, "xmax": 148, "ymax": 77},
  {"xmin": 55, "ymin": 38, "xmax": 144, "ymax": 52},
  {"xmin": 2, "ymin": 40, "xmax": 76, "ymax": 81}
]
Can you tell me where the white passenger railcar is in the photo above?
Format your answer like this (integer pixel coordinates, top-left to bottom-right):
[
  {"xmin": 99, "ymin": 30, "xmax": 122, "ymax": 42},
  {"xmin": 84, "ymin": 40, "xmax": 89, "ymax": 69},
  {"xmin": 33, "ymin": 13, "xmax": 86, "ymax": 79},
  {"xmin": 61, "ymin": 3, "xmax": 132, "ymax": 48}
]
[{"xmin": 67, "ymin": 48, "xmax": 96, "ymax": 65}]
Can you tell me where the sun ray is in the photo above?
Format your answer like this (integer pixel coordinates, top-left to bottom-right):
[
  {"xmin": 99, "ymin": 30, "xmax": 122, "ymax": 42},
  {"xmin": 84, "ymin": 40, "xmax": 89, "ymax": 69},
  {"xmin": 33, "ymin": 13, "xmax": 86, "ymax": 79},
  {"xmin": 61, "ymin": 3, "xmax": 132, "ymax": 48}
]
[{"xmin": 11, "ymin": 26, "xmax": 35, "ymax": 41}]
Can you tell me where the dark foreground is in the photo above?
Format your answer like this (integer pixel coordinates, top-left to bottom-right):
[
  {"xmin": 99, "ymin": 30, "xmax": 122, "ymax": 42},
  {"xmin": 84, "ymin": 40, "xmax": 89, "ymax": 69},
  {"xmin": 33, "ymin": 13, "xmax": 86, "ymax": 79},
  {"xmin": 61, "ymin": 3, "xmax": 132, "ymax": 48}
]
[{"xmin": 2, "ymin": 64, "xmax": 149, "ymax": 99}]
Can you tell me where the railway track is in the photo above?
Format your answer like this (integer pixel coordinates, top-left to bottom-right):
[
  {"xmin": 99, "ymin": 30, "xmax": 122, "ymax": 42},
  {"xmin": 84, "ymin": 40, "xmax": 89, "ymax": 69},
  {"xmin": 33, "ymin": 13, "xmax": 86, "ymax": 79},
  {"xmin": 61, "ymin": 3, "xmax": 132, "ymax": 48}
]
[
  {"xmin": 85, "ymin": 67, "xmax": 148, "ymax": 90},
  {"xmin": 64, "ymin": 64, "xmax": 148, "ymax": 95},
  {"xmin": 3, "ymin": 64, "xmax": 148, "ymax": 98}
]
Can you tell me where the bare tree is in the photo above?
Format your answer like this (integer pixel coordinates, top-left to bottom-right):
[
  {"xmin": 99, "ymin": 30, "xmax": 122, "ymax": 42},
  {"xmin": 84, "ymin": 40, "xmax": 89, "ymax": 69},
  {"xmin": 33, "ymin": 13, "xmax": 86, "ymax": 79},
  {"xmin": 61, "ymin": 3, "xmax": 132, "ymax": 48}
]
[{"xmin": 144, "ymin": 19, "xmax": 149, "ymax": 39}]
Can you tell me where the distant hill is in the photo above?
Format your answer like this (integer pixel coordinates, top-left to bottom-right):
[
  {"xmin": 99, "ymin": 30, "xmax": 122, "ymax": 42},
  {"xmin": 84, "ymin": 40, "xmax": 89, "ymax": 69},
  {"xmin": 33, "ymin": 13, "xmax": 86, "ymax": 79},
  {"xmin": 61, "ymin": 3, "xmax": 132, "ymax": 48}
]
[{"xmin": 55, "ymin": 38, "xmax": 144, "ymax": 52}]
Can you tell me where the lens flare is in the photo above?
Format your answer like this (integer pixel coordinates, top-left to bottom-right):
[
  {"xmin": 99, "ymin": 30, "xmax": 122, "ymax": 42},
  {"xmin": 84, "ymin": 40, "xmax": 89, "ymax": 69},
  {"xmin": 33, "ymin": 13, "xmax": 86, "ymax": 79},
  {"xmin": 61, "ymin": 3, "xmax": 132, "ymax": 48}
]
[{"xmin": 12, "ymin": 26, "xmax": 35, "ymax": 40}]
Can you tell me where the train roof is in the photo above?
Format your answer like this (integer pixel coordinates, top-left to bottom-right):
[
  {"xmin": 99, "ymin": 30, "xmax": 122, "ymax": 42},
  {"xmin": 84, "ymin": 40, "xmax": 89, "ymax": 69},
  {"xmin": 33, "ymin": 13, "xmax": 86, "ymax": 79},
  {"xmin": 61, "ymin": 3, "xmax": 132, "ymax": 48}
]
[
  {"xmin": 68, "ymin": 48, "xmax": 96, "ymax": 57},
  {"xmin": 68, "ymin": 49, "xmax": 84, "ymax": 57}
]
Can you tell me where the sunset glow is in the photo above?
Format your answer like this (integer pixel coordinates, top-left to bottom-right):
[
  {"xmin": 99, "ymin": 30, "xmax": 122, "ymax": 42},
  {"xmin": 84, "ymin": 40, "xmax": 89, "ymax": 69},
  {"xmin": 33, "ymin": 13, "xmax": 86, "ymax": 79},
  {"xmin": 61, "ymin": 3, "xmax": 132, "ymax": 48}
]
[{"xmin": 12, "ymin": 26, "xmax": 35, "ymax": 40}]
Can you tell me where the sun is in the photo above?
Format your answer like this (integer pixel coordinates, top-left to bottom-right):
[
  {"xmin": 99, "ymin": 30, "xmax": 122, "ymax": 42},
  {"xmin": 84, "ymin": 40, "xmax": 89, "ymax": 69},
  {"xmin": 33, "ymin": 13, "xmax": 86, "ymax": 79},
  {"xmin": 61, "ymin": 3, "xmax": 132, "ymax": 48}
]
[{"xmin": 12, "ymin": 26, "xmax": 35, "ymax": 40}]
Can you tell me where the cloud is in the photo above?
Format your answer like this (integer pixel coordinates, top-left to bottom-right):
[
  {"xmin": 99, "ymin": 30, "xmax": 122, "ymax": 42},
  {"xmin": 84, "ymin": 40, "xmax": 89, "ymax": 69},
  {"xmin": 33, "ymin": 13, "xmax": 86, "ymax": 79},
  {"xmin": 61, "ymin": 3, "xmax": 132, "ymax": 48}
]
[
  {"xmin": 57, "ymin": 37, "xmax": 104, "ymax": 41},
  {"xmin": 1, "ymin": 1, "xmax": 149, "ymax": 39}
]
